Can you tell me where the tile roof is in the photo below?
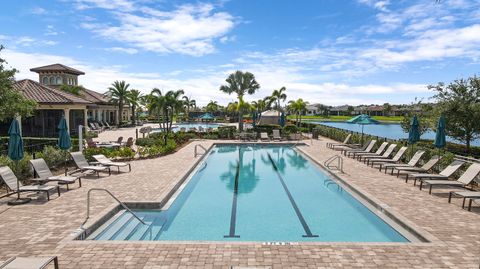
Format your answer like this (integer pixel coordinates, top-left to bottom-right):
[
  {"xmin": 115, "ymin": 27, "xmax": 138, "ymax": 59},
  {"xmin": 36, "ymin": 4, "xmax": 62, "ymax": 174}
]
[
  {"xmin": 13, "ymin": 79, "xmax": 91, "ymax": 105},
  {"xmin": 81, "ymin": 88, "xmax": 110, "ymax": 104},
  {"xmin": 30, "ymin": 64, "xmax": 85, "ymax": 75}
]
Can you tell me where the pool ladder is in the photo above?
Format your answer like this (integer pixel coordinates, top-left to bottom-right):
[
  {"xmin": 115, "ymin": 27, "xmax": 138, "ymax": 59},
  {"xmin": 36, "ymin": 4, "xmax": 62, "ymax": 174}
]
[
  {"xmin": 80, "ymin": 188, "xmax": 146, "ymax": 231},
  {"xmin": 324, "ymin": 155, "xmax": 344, "ymax": 173},
  {"xmin": 194, "ymin": 144, "xmax": 207, "ymax": 157}
]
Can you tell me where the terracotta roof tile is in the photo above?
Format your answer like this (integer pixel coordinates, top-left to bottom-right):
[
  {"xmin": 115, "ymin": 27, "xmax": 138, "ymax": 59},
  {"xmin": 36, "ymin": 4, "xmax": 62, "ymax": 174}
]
[
  {"xmin": 30, "ymin": 64, "xmax": 85, "ymax": 75},
  {"xmin": 13, "ymin": 79, "xmax": 91, "ymax": 104}
]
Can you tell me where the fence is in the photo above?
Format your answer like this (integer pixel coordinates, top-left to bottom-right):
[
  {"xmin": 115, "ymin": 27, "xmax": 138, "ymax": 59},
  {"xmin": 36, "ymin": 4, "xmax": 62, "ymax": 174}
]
[{"xmin": 0, "ymin": 137, "xmax": 80, "ymax": 157}]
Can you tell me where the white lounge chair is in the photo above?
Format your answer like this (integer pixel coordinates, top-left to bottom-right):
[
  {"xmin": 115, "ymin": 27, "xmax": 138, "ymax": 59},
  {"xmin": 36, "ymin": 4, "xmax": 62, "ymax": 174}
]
[
  {"xmin": 368, "ymin": 146, "xmax": 407, "ymax": 167},
  {"xmin": 93, "ymin": 154, "xmax": 131, "ymax": 172},
  {"xmin": 0, "ymin": 166, "xmax": 60, "ymax": 201},
  {"xmin": 343, "ymin": 140, "xmax": 376, "ymax": 156},
  {"xmin": 394, "ymin": 155, "xmax": 441, "ymax": 180},
  {"xmin": 448, "ymin": 190, "xmax": 480, "ymax": 210},
  {"xmin": 354, "ymin": 142, "xmax": 389, "ymax": 160},
  {"xmin": 409, "ymin": 160, "xmax": 464, "ymax": 186},
  {"xmin": 0, "ymin": 256, "xmax": 59, "ymax": 269},
  {"xmin": 260, "ymin": 132, "xmax": 269, "ymax": 141},
  {"xmin": 381, "ymin": 150, "xmax": 425, "ymax": 173},
  {"xmin": 419, "ymin": 163, "xmax": 480, "ymax": 194},
  {"xmin": 328, "ymin": 134, "xmax": 355, "ymax": 149},
  {"xmin": 30, "ymin": 158, "xmax": 81, "ymax": 190},
  {"xmin": 70, "ymin": 152, "xmax": 111, "ymax": 177},
  {"xmin": 272, "ymin": 130, "xmax": 281, "ymax": 141},
  {"xmin": 361, "ymin": 144, "xmax": 397, "ymax": 163}
]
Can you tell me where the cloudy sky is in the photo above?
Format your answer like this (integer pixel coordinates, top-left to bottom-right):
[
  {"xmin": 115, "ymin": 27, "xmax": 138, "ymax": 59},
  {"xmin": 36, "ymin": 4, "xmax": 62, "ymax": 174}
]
[{"xmin": 1, "ymin": 0, "xmax": 480, "ymax": 106}]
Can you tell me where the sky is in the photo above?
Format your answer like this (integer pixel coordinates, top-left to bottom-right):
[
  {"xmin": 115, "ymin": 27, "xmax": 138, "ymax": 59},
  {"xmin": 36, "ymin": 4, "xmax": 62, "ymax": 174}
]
[{"xmin": 1, "ymin": 0, "xmax": 480, "ymax": 106}]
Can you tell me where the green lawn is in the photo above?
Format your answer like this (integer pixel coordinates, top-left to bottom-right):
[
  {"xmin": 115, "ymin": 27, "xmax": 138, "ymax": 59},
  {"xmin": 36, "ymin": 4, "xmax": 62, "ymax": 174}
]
[{"xmin": 287, "ymin": 115, "xmax": 403, "ymax": 123}]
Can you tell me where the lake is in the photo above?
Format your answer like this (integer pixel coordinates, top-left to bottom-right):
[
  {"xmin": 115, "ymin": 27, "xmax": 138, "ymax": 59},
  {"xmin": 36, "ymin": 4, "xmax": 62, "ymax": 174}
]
[{"xmin": 310, "ymin": 121, "xmax": 480, "ymax": 147}]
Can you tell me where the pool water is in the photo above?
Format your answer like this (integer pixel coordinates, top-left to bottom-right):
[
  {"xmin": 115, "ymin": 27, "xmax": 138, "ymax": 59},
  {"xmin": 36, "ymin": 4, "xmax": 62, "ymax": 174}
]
[{"xmin": 92, "ymin": 145, "xmax": 409, "ymax": 242}]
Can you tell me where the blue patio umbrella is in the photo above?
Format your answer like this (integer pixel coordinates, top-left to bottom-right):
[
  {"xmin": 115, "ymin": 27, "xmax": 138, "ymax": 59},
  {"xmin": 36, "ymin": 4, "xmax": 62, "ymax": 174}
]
[
  {"xmin": 252, "ymin": 112, "xmax": 257, "ymax": 128},
  {"xmin": 7, "ymin": 118, "xmax": 29, "ymax": 204},
  {"xmin": 58, "ymin": 117, "xmax": 71, "ymax": 175},
  {"xmin": 408, "ymin": 115, "xmax": 420, "ymax": 144},
  {"xmin": 278, "ymin": 112, "xmax": 286, "ymax": 127},
  {"xmin": 198, "ymin": 113, "xmax": 215, "ymax": 121},
  {"xmin": 434, "ymin": 116, "xmax": 446, "ymax": 149},
  {"xmin": 346, "ymin": 114, "xmax": 379, "ymax": 143}
]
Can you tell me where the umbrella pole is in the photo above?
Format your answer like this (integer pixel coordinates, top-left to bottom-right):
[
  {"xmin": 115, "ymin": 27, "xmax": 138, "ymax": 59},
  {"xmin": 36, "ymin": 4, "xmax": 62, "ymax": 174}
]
[
  {"xmin": 64, "ymin": 150, "xmax": 68, "ymax": 176},
  {"xmin": 16, "ymin": 161, "xmax": 20, "ymax": 200}
]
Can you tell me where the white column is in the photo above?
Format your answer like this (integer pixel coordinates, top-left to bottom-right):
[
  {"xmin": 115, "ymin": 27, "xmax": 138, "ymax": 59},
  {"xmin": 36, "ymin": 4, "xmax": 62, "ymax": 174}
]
[
  {"xmin": 115, "ymin": 109, "xmax": 119, "ymax": 125},
  {"xmin": 84, "ymin": 109, "xmax": 88, "ymax": 128}
]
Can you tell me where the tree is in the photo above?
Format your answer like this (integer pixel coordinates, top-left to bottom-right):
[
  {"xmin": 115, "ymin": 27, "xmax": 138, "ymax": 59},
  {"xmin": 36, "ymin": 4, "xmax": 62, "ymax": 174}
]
[
  {"xmin": 146, "ymin": 88, "xmax": 185, "ymax": 138},
  {"xmin": 288, "ymin": 98, "xmax": 307, "ymax": 126},
  {"xmin": 147, "ymin": 88, "xmax": 167, "ymax": 131},
  {"xmin": 251, "ymin": 99, "xmax": 267, "ymax": 113},
  {"xmin": 106, "ymin": 80, "xmax": 130, "ymax": 125},
  {"xmin": 429, "ymin": 76, "xmax": 480, "ymax": 151},
  {"xmin": 127, "ymin": 89, "xmax": 142, "ymax": 125},
  {"xmin": 182, "ymin": 96, "xmax": 196, "ymax": 120},
  {"xmin": 205, "ymin": 100, "xmax": 219, "ymax": 114},
  {"xmin": 400, "ymin": 101, "xmax": 432, "ymax": 136},
  {"xmin": 0, "ymin": 45, "xmax": 36, "ymax": 121},
  {"xmin": 219, "ymin": 71, "xmax": 260, "ymax": 131},
  {"xmin": 269, "ymin": 87, "xmax": 287, "ymax": 113}
]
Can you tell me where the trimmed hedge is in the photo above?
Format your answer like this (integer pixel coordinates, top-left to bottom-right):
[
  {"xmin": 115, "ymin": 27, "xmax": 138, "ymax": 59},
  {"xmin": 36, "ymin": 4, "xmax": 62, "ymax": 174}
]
[{"xmin": 254, "ymin": 124, "xmax": 281, "ymax": 135}]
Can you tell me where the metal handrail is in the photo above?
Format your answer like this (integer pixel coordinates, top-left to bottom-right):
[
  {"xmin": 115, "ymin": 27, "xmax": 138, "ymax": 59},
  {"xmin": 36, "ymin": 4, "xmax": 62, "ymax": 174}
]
[
  {"xmin": 80, "ymin": 188, "xmax": 146, "ymax": 230},
  {"xmin": 324, "ymin": 155, "xmax": 344, "ymax": 173},
  {"xmin": 194, "ymin": 144, "xmax": 207, "ymax": 157}
]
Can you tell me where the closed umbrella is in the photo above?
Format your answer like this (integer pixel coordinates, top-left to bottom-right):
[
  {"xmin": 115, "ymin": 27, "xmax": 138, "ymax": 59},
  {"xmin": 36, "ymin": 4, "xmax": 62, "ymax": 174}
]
[
  {"xmin": 58, "ymin": 117, "xmax": 72, "ymax": 176},
  {"xmin": 408, "ymin": 115, "xmax": 421, "ymax": 159},
  {"xmin": 252, "ymin": 112, "xmax": 257, "ymax": 128},
  {"xmin": 346, "ymin": 114, "xmax": 379, "ymax": 143},
  {"xmin": 279, "ymin": 112, "xmax": 286, "ymax": 127},
  {"xmin": 434, "ymin": 116, "xmax": 446, "ymax": 149},
  {"xmin": 7, "ymin": 118, "xmax": 30, "ymax": 205}
]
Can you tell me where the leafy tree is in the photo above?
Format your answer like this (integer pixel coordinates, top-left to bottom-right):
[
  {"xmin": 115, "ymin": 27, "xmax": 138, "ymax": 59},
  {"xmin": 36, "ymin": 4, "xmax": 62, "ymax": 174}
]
[
  {"xmin": 288, "ymin": 98, "xmax": 307, "ymax": 126},
  {"xmin": 182, "ymin": 96, "xmax": 196, "ymax": 120},
  {"xmin": 219, "ymin": 71, "xmax": 260, "ymax": 131},
  {"xmin": 347, "ymin": 106, "xmax": 354, "ymax": 115},
  {"xmin": 106, "ymin": 80, "xmax": 130, "ymax": 124},
  {"xmin": 251, "ymin": 99, "xmax": 267, "ymax": 113},
  {"xmin": 0, "ymin": 45, "xmax": 37, "ymax": 122},
  {"xmin": 127, "ymin": 89, "xmax": 142, "ymax": 125},
  {"xmin": 400, "ymin": 101, "xmax": 432, "ymax": 136},
  {"xmin": 383, "ymin": 103, "xmax": 392, "ymax": 116},
  {"xmin": 146, "ymin": 88, "xmax": 185, "ymax": 141},
  {"xmin": 429, "ymin": 76, "xmax": 480, "ymax": 151}
]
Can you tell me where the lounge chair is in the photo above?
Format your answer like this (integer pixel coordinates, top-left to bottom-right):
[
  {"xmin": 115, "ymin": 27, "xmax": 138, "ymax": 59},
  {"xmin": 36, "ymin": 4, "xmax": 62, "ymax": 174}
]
[
  {"xmin": 70, "ymin": 152, "xmax": 111, "ymax": 177},
  {"xmin": 394, "ymin": 155, "xmax": 441, "ymax": 179},
  {"xmin": 381, "ymin": 150, "xmax": 425, "ymax": 173},
  {"xmin": 467, "ymin": 198, "xmax": 479, "ymax": 211},
  {"xmin": 29, "ymin": 158, "xmax": 81, "ymax": 190},
  {"xmin": 448, "ymin": 190, "xmax": 480, "ymax": 210},
  {"xmin": 0, "ymin": 166, "xmax": 60, "ymax": 201},
  {"xmin": 123, "ymin": 137, "xmax": 134, "ymax": 148},
  {"xmin": 327, "ymin": 134, "xmax": 354, "ymax": 149},
  {"xmin": 352, "ymin": 141, "xmax": 388, "ymax": 159},
  {"xmin": 86, "ymin": 137, "xmax": 97, "ymax": 148},
  {"xmin": 343, "ymin": 140, "xmax": 376, "ymax": 156},
  {"xmin": 361, "ymin": 144, "xmax": 397, "ymax": 163},
  {"xmin": 419, "ymin": 163, "xmax": 480, "ymax": 194},
  {"xmin": 0, "ymin": 256, "xmax": 59, "ymax": 269},
  {"xmin": 272, "ymin": 130, "xmax": 281, "ymax": 141},
  {"xmin": 198, "ymin": 126, "xmax": 205, "ymax": 132},
  {"xmin": 409, "ymin": 160, "xmax": 464, "ymax": 186},
  {"xmin": 260, "ymin": 132, "xmax": 269, "ymax": 141},
  {"xmin": 93, "ymin": 122, "xmax": 104, "ymax": 132},
  {"xmin": 110, "ymin": 136, "xmax": 123, "ymax": 145},
  {"xmin": 368, "ymin": 146, "xmax": 407, "ymax": 167},
  {"xmin": 93, "ymin": 154, "xmax": 131, "ymax": 172}
]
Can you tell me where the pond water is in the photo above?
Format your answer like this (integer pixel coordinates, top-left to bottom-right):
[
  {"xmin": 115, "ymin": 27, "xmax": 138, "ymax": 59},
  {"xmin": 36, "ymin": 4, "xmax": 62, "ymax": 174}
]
[{"xmin": 310, "ymin": 121, "xmax": 480, "ymax": 146}]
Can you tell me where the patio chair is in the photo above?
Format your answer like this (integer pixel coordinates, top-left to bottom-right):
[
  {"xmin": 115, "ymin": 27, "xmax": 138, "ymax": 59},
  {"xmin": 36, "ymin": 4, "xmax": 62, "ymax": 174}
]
[
  {"xmin": 93, "ymin": 154, "xmax": 131, "ymax": 172},
  {"xmin": 198, "ymin": 126, "xmax": 205, "ymax": 132},
  {"xmin": 260, "ymin": 132, "xmax": 269, "ymax": 141},
  {"xmin": 381, "ymin": 150, "xmax": 425, "ymax": 173},
  {"xmin": 343, "ymin": 140, "xmax": 376, "ymax": 156},
  {"xmin": 123, "ymin": 137, "xmax": 134, "ymax": 148},
  {"xmin": 70, "ymin": 151, "xmax": 111, "ymax": 177},
  {"xmin": 360, "ymin": 143, "xmax": 397, "ymax": 163},
  {"xmin": 409, "ymin": 160, "xmax": 464, "ymax": 186},
  {"xmin": 0, "ymin": 166, "xmax": 60, "ymax": 201},
  {"xmin": 180, "ymin": 127, "xmax": 186, "ymax": 132},
  {"xmin": 351, "ymin": 141, "xmax": 388, "ymax": 159},
  {"xmin": 110, "ymin": 136, "xmax": 123, "ymax": 145},
  {"xmin": 29, "ymin": 158, "xmax": 81, "ymax": 190},
  {"xmin": 448, "ymin": 190, "xmax": 480, "ymax": 210},
  {"xmin": 419, "ymin": 163, "xmax": 480, "ymax": 194},
  {"xmin": 272, "ymin": 129, "xmax": 282, "ymax": 141},
  {"xmin": 327, "ymin": 134, "xmax": 351, "ymax": 149},
  {"xmin": 89, "ymin": 122, "xmax": 99, "ymax": 131},
  {"xmin": 0, "ymin": 256, "xmax": 59, "ymax": 269},
  {"xmin": 368, "ymin": 146, "xmax": 407, "ymax": 167},
  {"xmin": 93, "ymin": 122, "xmax": 104, "ymax": 132},
  {"xmin": 394, "ymin": 155, "xmax": 441, "ymax": 179}
]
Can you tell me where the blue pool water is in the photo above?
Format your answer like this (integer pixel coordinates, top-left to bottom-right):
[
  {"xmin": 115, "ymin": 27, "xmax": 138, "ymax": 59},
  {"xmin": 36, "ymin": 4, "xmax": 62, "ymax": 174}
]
[
  {"xmin": 312, "ymin": 121, "xmax": 480, "ymax": 146},
  {"xmin": 92, "ymin": 145, "xmax": 409, "ymax": 242}
]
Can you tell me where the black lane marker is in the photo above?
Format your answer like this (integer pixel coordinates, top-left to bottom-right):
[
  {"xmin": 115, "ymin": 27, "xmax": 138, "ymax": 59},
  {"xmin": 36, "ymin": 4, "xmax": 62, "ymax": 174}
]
[
  {"xmin": 224, "ymin": 161, "xmax": 241, "ymax": 238},
  {"xmin": 267, "ymin": 153, "xmax": 319, "ymax": 238}
]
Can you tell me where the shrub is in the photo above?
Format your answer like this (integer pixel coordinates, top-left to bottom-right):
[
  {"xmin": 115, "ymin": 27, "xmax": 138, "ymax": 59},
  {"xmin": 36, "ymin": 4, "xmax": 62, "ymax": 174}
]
[
  {"xmin": 0, "ymin": 153, "xmax": 33, "ymax": 180},
  {"xmin": 136, "ymin": 137, "xmax": 158, "ymax": 147},
  {"xmin": 282, "ymin": 125, "xmax": 298, "ymax": 134},
  {"xmin": 218, "ymin": 126, "xmax": 236, "ymax": 139},
  {"xmin": 35, "ymin": 146, "xmax": 65, "ymax": 168},
  {"xmin": 254, "ymin": 124, "xmax": 281, "ymax": 135}
]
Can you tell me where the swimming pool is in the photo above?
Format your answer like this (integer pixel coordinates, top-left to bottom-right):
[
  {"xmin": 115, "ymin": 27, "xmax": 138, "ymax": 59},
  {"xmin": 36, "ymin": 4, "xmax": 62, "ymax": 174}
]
[
  {"xmin": 153, "ymin": 123, "xmax": 222, "ymax": 132},
  {"xmin": 87, "ymin": 144, "xmax": 416, "ymax": 242}
]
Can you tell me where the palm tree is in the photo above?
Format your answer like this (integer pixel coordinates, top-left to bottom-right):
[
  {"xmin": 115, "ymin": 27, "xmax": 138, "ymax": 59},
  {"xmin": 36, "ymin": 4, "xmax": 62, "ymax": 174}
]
[
  {"xmin": 219, "ymin": 71, "xmax": 260, "ymax": 131},
  {"xmin": 165, "ymin": 90, "xmax": 185, "ymax": 132},
  {"xmin": 106, "ymin": 80, "xmax": 130, "ymax": 125},
  {"xmin": 127, "ymin": 89, "xmax": 142, "ymax": 125},
  {"xmin": 205, "ymin": 100, "xmax": 219, "ymax": 113},
  {"xmin": 251, "ymin": 99, "xmax": 267, "ymax": 113},
  {"xmin": 148, "ymin": 88, "xmax": 166, "ymax": 131},
  {"xmin": 269, "ymin": 87, "xmax": 287, "ymax": 114},
  {"xmin": 182, "ymin": 96, "xmax": 196, "ymax": 121},
  {"xmin": 288, "ymin": 98, "xmax": 308, "ymax": 126}
]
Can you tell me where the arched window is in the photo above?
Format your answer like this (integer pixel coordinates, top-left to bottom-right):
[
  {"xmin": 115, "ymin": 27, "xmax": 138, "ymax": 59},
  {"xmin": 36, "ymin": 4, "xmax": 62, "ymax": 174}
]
[
  {"xmin": 49, "ymin": 77, "xmax": 55, "ymax": 85},
  {"xmin": 56, "ymin": 76, "xmax": 63, "ymax": 85},
  {"xmin": 42, "ymin": 76, "xmax": 49, "ymax": 85}
]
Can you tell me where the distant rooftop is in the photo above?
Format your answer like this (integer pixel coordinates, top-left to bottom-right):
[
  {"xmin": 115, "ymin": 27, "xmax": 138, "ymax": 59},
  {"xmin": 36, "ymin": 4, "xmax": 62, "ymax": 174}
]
[{"xmin": 30, "ymin": 63, "xmax": 85, "ymax": 75}]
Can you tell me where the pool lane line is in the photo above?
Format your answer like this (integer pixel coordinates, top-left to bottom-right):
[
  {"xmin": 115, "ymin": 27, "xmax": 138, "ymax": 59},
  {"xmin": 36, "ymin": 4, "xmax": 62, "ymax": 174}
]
[
  {"xmin": 224, "ymin": 160, "xmax": 241, "ymax": 238},
  {"xmin": 267, "ymin": 153, "xmax": 319, "ymax": 238}
]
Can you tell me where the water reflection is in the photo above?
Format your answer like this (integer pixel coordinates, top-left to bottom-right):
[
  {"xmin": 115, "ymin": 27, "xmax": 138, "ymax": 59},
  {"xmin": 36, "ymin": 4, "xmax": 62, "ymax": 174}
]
[{"xmin": 220, "ymin": 146, "xmax": 260, "ymax": 194}]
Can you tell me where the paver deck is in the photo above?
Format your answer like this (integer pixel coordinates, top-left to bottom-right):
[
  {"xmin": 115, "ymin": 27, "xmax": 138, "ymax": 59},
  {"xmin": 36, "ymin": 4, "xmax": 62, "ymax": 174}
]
[{"xmin": 0, "ymin": 137, "xmax": 479, "ymax": 268}]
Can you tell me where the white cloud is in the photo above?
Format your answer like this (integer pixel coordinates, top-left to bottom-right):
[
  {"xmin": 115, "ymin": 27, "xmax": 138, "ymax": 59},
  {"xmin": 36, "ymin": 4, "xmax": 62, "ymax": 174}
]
[
  {"xmin": 104, "ymin": 47, "xmax": 138, "ymax": 54},
  {"xmin": 79, "ymin": 3, "xmax": 235, "ymax": 56},
  {"xmin": 30, "ymin": 7, "xmax": 46, "ymax": 15},
  {"xmin": 73, "ymin": 0, "xmax": 135, "ymax": 11}
]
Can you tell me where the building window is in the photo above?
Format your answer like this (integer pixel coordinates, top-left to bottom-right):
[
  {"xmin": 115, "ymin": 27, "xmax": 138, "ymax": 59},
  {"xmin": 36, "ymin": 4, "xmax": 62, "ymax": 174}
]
[
  {"xmin": 49, "ymin": 77, "xmax": 55, "ymax": 85},
  {"xmin": 56, "ymin": 76, "xmax": 62, "ymax": 85},
  {"xmin": 42, "ymin": 76, "xmax": 49, "ymax": 85}
]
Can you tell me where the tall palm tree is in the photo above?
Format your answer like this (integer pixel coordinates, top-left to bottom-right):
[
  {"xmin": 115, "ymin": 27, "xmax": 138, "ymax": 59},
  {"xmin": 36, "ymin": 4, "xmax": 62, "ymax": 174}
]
[
  {"xmin": 288, "ymin": 98, "xmax": 307, "ymax": 126},
  {"xmin": 182, "ymin": 96, "xmax": 196, "ymax": 121},
  {"xmin": 148, "ymin": 88, "xmax": 166, "ymax": 131},
  {"xmin": 165, "ymin": 90, "xmax": 185, "ymax": 132},
  {"xmin": 251, "ymin": 99, "xmax": 267, "ymax": 113},
  {"xmin": 127, "ymin": 89, "xmax": 142, "ymax": 125},
  {"xmin": 269, "ymin": 87, "xmax": 287, "ymax": 114},
  {"xmin": 205, "ymin": 100, "xmax": 219, "ymax": 113},
  {"xmin": 219, "ymin": 71, "xmax": 260, "ymax": 131},
  {"xmin": 106, "ymin": 80, "xmax": 130, "ymax": 125}
]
